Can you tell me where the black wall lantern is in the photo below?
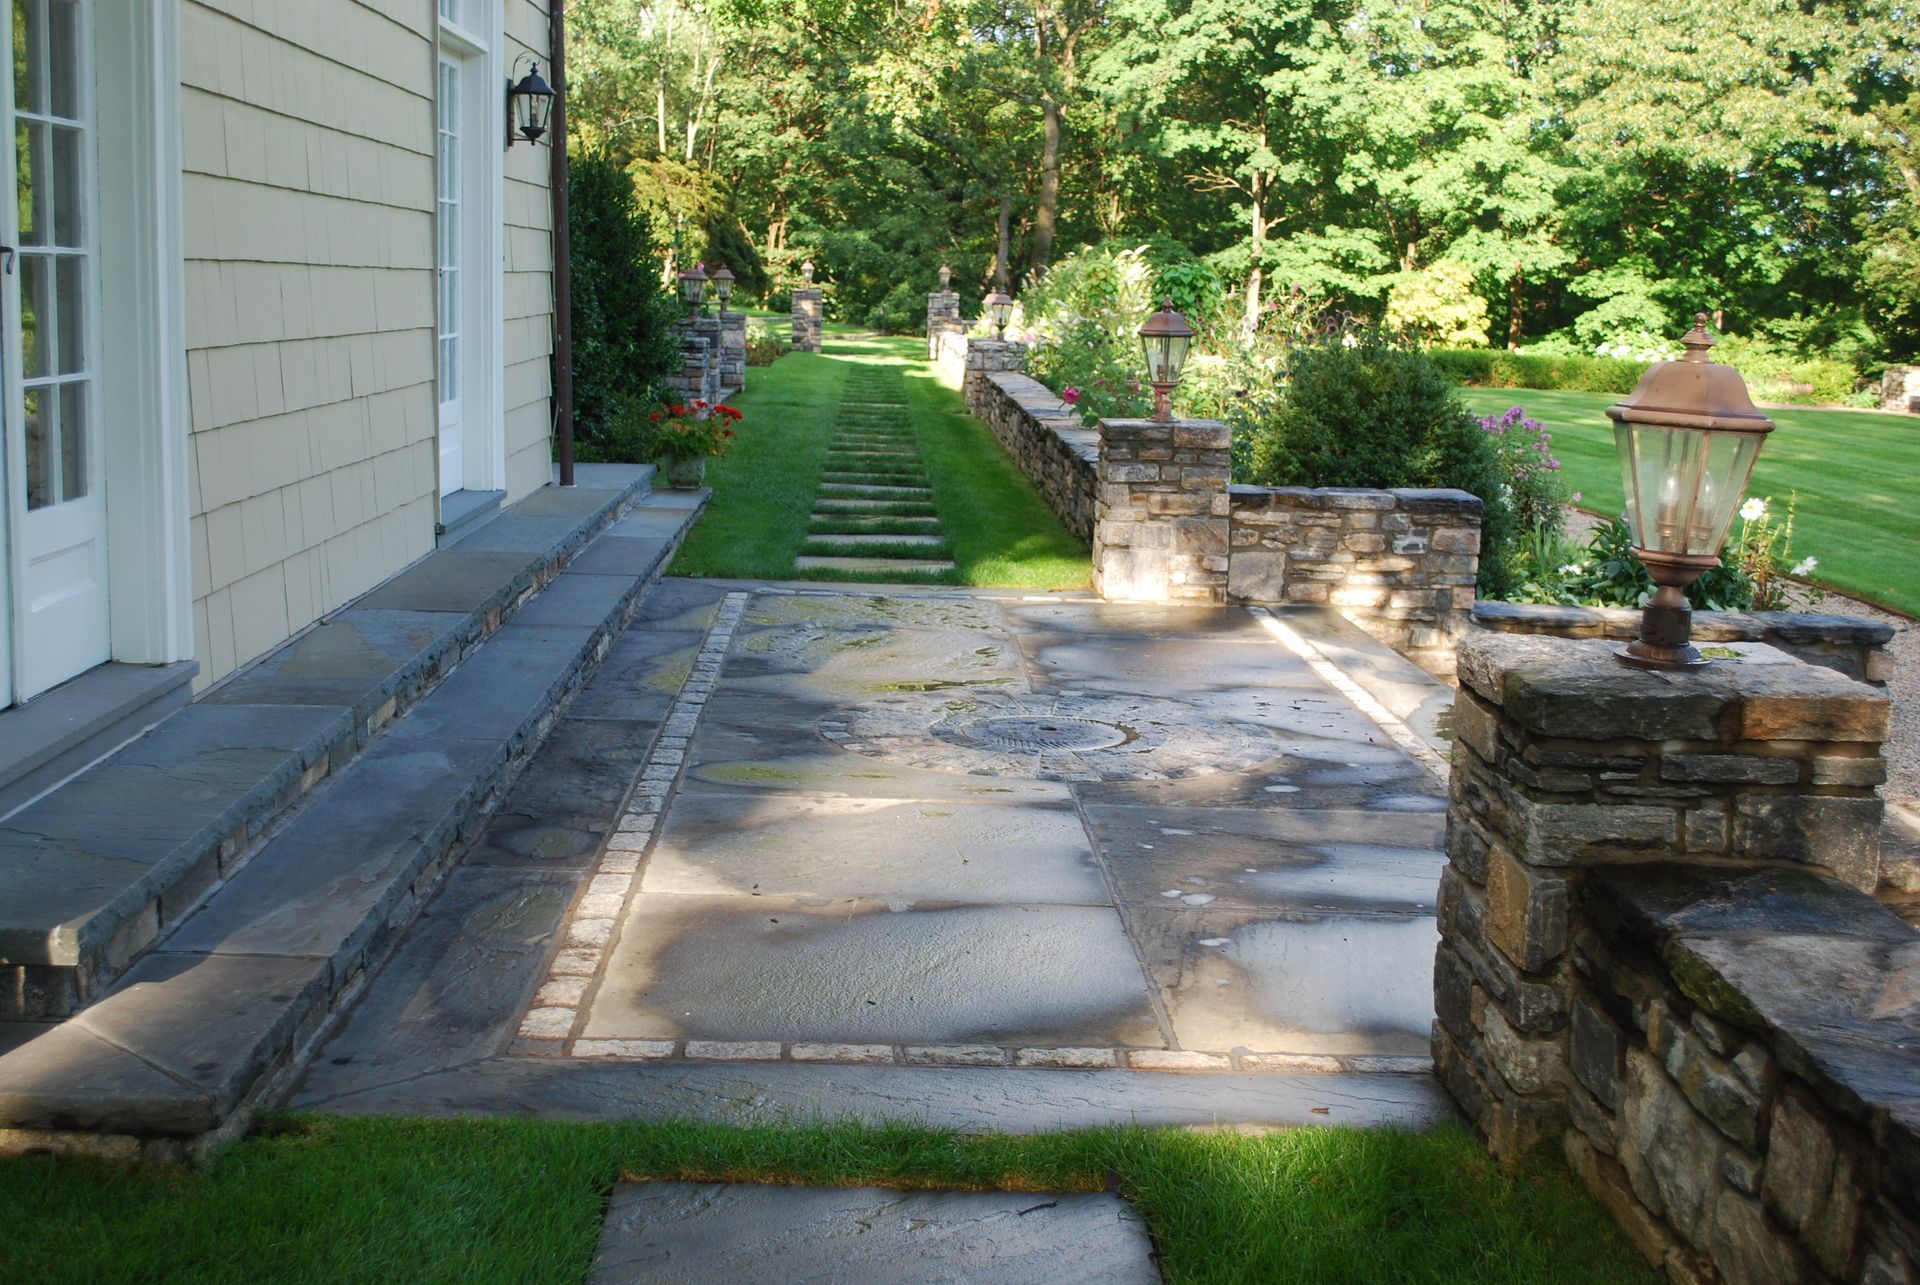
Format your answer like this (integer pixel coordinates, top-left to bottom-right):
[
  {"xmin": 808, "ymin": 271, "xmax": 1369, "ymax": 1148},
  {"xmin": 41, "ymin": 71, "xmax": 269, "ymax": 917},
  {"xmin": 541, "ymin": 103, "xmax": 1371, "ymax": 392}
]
[{"xmin": 507, "ymin": 55, "xmax": 556, "ymax": 146}]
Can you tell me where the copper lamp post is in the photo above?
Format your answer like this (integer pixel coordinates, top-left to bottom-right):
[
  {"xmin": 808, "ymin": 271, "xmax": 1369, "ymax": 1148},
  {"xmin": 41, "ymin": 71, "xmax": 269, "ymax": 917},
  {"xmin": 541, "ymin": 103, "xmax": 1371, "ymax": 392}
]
[
  {"xmin": 1138, "ymin": 299, "xmax": 1195, "ymax": 422},
  {"xmin": 984, "ymin": 289, "xmax": 1014, "ymax": 340},
  {"xmin": 677, "ymin": 264, "xmax": 708, "ymax": 319},
  {"xmin": 1609, "ymin": 313, "xmax": 1775, "ymax": 669}
]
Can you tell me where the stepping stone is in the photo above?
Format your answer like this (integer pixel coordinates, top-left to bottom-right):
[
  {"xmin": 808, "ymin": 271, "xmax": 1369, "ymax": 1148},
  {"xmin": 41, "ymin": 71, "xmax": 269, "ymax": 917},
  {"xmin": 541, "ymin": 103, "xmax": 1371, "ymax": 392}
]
[
  {"xmin": 819, "ymin": 483, "xmax": 931, "ymax": 497},
  {"xmin": 589, "ymin": 1183, "xmax": 1159, "ymax": 1283},
  {"xmin": 795, "ymin": 556, "xmax": 956, "ymax": 574},
  {"xmin": 809, "ymin": 518, "xmax": 943, "ymax": 533},
  {"xmin": 805, "ymin": 533, "xmax": 948, "ymax": 548}
]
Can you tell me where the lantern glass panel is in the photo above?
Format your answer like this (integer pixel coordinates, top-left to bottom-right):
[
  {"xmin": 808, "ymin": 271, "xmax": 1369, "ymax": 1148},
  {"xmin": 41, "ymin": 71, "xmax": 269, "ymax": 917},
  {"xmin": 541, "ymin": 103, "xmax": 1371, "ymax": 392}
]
[
  {"xmin": 1143, "ymin": 333, "xmax": 1190, "ymax": 384},
  {"xmin": 1618, "ymin": 423, "xmax": 1763, "ymax": 557}
]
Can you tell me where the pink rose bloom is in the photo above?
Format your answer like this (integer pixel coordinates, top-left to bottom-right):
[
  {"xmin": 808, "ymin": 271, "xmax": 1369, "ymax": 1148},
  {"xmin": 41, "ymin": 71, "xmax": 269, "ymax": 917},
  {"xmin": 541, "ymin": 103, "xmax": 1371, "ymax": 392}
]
[{"xmin": 1063, "ymin": 387, "xmax": 1081, "ymax": 405}]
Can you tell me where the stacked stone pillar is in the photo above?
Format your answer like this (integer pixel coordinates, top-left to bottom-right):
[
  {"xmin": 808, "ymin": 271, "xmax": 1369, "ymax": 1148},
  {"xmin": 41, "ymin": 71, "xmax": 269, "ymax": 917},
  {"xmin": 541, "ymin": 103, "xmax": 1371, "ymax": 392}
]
[
  {"xmin": 961, "ymin": 337, "xmax": 1026, "ymax": 413},
  {"xmin": 927, "ymin": 291, "xmax": 964, "ymax": 360},
  {"xmin": 1435, "ymin": 632, "xmax": 1905, "ymax": 1279},
  {"xmin": 1091, "ymin": 418, "xmax": 1232, "ymax": 604},
  {"xmin": 791, "ymin": 288, "xmax": 823, "ymax": 353},
  {"xmin": 717, "ymin": 311, "xmax": 746, "ymax": 393},
  {"xmin": 665, "ymin": 314, "xmax": 723, "ymax": 406}
]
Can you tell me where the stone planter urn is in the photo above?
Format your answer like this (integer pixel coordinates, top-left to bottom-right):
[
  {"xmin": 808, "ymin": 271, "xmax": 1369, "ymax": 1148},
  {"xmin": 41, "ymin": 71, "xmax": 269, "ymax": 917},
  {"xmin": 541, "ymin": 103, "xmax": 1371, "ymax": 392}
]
[{"xmin": 662, "ymin": 456, "xmax": 707, "ymax": 489}]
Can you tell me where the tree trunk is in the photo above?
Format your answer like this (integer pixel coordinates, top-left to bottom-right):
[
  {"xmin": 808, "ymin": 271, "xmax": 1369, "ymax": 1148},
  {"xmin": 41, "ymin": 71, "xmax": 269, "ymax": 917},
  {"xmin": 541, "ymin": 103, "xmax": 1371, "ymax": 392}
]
[
  {"xmin": 995, "ymin": 193, "xmax": 1012, "ymax": 290},
  {"xmin": 1029, "ymin": 96, "xmax": 1061, "ymax": 277},
  {"xmin": 1243, "ymin": 166, "xmax": 1266, "ymax": 332},
  {"xmin": 1507, "ymin": 265, "xmax": 1524, "ymax": 350}
]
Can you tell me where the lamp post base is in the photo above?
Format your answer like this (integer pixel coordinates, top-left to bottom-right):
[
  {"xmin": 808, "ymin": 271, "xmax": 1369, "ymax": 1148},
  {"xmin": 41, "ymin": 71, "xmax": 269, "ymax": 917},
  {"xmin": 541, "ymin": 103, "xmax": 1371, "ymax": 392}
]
[{"xmin": 1615, "ymin": 589, "xmax": 1709, "ymax": 669}]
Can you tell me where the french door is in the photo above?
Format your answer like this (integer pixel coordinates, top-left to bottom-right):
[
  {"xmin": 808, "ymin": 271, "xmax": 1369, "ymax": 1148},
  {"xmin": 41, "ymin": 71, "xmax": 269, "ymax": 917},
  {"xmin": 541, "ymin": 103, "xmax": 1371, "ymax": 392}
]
[
  {"xmin": 436, "ymin": 48, "xmax": 464, "ymax": 498},
  {"xmin": 2, "ymin": 0, "xmax": 108, "ymax": 701}
]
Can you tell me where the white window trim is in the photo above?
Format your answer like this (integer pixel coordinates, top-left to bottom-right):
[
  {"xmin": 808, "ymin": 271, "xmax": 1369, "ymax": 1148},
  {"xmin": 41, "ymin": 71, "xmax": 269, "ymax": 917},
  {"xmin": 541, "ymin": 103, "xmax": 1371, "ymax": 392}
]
[
  {"xmin": 94, "ymin": 2, "xmax": 190, "ymax": 665},
  {"xmin": 436, "ymin": 0, "xmax": 506, "ymax": 500}
]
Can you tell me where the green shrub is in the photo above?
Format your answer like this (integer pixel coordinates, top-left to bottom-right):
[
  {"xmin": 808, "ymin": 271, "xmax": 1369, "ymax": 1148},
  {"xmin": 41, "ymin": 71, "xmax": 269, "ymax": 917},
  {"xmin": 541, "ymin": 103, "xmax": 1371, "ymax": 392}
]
[
  {"xmin": 568, "ymin": 152, "xmax": 682, "ymax": 456},
  {"xmin": 1429, "ymin": 348, "xmax": 1649, "ymax": 394},
  {"xmin": 1247, "ymin": 341, "xmax": 1516, "ymax": 596},
  {"xmin": 745, "ymin": 323, "xmax": 787, "ymax": 366}
]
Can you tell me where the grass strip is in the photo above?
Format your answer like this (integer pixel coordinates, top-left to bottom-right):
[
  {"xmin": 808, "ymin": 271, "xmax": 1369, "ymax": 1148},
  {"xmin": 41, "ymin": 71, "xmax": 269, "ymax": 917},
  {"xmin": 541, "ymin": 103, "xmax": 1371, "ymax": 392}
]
[
  {"xmin": 0, "ymin": 1115, "xmax": 1659, "ymax": 1285},
  {"xmin": 814, "ymin": 500, "xmax": 939, "ymax": 516},
  {"xmin": 1458, "ymin": 387, "xmax": 1920, "ymax": 614},
  {"xmin": 675, "ymin": 336, "xmax": 1092, "ymax": 586}
]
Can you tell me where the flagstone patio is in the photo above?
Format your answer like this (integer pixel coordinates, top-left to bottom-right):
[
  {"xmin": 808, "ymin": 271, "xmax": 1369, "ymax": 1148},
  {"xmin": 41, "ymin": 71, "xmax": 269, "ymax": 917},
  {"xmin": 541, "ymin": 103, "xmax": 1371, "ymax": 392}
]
[{"xmin": 294, "ymin": 577, "xmax": 1461, "ymax": 1125}]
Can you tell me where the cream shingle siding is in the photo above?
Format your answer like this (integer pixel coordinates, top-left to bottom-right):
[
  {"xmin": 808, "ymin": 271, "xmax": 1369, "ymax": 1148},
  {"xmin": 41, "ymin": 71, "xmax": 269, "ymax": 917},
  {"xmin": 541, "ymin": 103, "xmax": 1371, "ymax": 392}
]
[
  {"xmin": 179, "ymin": 0, "xmax": 555, "ymax": 689},
  {"xmin": 504, "ymin": 0, "xmax": 557, "ymax": 500}
]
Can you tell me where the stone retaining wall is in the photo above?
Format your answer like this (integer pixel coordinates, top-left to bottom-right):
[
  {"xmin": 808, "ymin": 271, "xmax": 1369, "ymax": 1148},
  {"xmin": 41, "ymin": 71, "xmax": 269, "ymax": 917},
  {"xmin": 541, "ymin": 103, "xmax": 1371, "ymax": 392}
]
[
  {"xmin": 972, "ymin": 370, "xmax": 1097, "ymax": 544},
  {"xmin": 927, "ymin": 291, "xmax": 965, "ymax": 362},
  {"xmin": 959, "ymin": 368, "xmax": 1485, "ymax": 672},
  {"xmin": 1230, "ymin": 486, "xmax": 1482, "ymax": 676},
  {"xmin": 1093, "ymin": 418, "xmax": 1232, "ymax": 604},
  {"xmin": 1436, "ymin": 632, "xmax": 1915, "ymax": 1285},
  {"xmin": 1473, "ymin": 601, "xmax": 1896, "ymax": 687}
]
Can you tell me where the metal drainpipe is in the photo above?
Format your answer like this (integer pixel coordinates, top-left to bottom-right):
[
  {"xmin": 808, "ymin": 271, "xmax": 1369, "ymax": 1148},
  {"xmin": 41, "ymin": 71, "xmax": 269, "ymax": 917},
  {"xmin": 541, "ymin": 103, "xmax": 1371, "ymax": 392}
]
[{"xmin": 550, "ymin": 0, "xmax": 575, "ymax": 486}]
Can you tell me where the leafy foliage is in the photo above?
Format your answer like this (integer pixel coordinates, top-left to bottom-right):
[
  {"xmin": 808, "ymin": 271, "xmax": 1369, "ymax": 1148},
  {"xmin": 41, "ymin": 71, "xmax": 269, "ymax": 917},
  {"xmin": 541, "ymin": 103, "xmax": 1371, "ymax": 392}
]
[
  {"xmin": 568, "ymin": 152, "xmax": 684, "ymax": 457},
  {"xmin": 1246, "ymin": 341, "xmax": 1517, "ymax": 595}
]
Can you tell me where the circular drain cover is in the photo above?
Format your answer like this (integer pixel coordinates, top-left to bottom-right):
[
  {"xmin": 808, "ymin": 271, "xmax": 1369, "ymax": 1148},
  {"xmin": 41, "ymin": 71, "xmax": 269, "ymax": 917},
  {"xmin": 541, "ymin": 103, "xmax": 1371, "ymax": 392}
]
[{"xmin": 960, "ymin": 714, "xmax": 1131, "ymax": 753}]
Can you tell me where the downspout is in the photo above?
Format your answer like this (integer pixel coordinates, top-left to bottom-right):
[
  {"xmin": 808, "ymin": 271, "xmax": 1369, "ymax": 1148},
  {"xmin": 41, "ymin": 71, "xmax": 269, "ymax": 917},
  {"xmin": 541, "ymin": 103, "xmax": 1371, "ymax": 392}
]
[{"xmin": 550, "ymin": 0, "xmax": 575, "ymax": 486}]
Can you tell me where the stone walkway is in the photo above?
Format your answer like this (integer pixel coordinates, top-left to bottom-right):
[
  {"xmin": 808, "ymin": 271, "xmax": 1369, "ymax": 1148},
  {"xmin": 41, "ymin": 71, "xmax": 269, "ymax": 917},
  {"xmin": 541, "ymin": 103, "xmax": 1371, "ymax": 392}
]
[
  {"xmin": 796, "ymin": 365, "xmax": 954, "ymax": 576},
  {"xmin": 294, "ymin": 579, "xmax": 1459, "ymax": 1129}
]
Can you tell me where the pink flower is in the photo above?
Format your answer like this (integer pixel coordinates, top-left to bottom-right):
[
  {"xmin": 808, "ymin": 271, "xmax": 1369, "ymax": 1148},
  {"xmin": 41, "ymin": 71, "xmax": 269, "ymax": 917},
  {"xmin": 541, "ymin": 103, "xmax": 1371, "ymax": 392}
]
[{"xmin": 1063, "ymin": 387, "xmax": 1081, "ymax": 405}]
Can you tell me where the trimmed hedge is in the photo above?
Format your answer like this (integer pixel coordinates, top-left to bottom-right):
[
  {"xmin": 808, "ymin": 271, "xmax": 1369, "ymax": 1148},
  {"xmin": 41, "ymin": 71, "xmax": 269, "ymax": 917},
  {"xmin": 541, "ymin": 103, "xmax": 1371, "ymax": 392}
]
[{"xmin": 1429, "ymin": 348, "xmax": 1649, "ymax": 394}]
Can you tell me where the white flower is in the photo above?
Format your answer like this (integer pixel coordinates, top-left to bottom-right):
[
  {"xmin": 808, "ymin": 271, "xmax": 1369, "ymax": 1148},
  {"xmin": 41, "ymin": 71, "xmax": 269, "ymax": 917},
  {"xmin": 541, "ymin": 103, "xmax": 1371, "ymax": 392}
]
[
  {"xmin": 1558, "ymin": 563, "xmax": 1586, "ymax": 576},
  {"xmin": 1740, "ymin": 498, "xmax": 1768, "ymax": 522},
  {"xmin": 1791, "ymin": 557, "xmax": 1818, "ymax": 576}
]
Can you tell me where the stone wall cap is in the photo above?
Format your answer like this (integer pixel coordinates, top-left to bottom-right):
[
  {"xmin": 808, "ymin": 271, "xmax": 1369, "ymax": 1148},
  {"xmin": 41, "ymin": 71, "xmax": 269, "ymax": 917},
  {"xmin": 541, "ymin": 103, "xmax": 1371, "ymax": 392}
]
[
  {"xmin": 1457, "ymin": 633, "xmax": 1889, "ymax": 743},
  {"xmin": 1389, "ymin": 487, "xmax": 1484, "ymax": 512},
  {"xmin": 1587, "ymin": 864, "xmax": 1915, "ymax": 950},
  {"xmin": 1473, "ymin": 602, "xmax": 1898, "ymax": 650},
  {"xmin": 1586, "ymin": 864, "xmax": 1920, "ymax": 1177}
]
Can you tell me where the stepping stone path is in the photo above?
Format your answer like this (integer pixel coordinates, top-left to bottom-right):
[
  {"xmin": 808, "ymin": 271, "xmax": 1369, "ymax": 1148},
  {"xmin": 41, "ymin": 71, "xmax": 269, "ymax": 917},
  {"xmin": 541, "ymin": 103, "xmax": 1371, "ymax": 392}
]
[
  {"xmin": 589, "ymin": 1182, "xmax": 1160, "ymax": 1283},
  {"xmin": 796, "ymin": 365, "xmax": 956, "ymax": 577}
]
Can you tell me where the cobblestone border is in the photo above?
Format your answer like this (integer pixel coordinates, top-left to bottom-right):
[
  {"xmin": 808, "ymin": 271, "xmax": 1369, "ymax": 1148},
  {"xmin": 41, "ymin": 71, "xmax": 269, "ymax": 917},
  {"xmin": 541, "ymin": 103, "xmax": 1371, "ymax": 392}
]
[
  {"xmin": 515, "ymin": 590, "xmax": 750, "ymax": 1045},
  {"xmin": 544, "ymin": 1041, "xmax": 1431, "ymax": 1075}
]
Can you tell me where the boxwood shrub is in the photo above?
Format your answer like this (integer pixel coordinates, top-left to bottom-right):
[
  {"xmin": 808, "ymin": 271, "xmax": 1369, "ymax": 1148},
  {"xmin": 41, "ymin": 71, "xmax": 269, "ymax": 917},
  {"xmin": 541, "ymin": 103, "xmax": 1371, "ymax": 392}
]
[{"xmin": 1428, "ymin": 348, "xmax": 1649, "ymax": 394}]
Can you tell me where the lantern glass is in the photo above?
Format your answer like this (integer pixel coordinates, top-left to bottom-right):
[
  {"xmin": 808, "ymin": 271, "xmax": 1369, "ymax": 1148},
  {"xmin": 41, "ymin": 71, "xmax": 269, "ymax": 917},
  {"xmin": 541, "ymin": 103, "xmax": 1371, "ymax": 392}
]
[
  {"xmin": 711, "ymin": 268, "xmax": 735, "ymax": 304},
  {"xmin": 989, "ymin": 298, "xmax": 1012, "ymax": 329},
  {"xmin": 1618, "ymin": 422, "xmax": 1763, "ymax": 558},
  {"xmin": 509, "ymin": 63, "xmax": 555, "ymax": 143},
  {"xmin": 801, "ymin": 260, "xmax": 814, "ymax": 284},
  {"xmin": 678, "ymin": 269, "xmax": 707, "ymax": 306},
  {"xmin": 938, "ymin": 264, "xmax": 952, "ymax": 290},
  {"xmin": 1143, "ymin": 332, "xmax": 1191, "ymax": 385}
]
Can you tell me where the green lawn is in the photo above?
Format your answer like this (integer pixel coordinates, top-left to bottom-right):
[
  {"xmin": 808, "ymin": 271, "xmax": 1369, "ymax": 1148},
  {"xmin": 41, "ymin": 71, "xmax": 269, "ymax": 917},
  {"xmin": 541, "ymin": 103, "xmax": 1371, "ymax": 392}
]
[
  {"xmin": 1458, "ymin": 388, "xmax": 1920, "ymax": 616},
  {"xmin": 671, "ymin": 334, "xmax": 1090, "ymax": 589},
  {"xmin": 0, "ymin": 1115, "xmax": 1656, "ymax": 1284}
]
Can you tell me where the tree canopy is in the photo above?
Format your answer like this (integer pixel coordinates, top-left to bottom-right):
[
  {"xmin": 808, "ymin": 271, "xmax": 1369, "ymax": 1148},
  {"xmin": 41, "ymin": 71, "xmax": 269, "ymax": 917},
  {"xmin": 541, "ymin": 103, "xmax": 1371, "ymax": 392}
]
[{"xmin": 564, "ymin": 0, "xmax": 1919, "ymax": 364}]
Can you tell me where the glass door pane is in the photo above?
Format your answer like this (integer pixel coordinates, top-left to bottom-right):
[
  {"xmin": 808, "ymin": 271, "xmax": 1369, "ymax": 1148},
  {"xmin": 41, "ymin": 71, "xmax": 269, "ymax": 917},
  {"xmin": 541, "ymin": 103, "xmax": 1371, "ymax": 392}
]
[{"xmin": 12, "ymin": 0, "xmax": 91, "ymax": 512}]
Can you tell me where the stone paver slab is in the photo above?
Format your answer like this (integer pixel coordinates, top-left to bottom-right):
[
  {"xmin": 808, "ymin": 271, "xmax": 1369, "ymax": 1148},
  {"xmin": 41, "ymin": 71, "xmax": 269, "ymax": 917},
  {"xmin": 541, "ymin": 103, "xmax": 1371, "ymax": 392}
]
[
  {"xmin": 641, "ymin": 793, "xmax": 1108, "ymax": 904},
  {"xmin": 287, "ymin": 868, "xmax": 575, "ymax": 1101},
  {"xmin": 508, "ymin": 571, "xmax": 643, "ymax": 629},
  {"xmin": 354, "ymin": 549, "xmax": 536, "ymax": 614},
  {"xmin": 567, "ymin": 535, "xmax": 674, "ymax": 578},
  {"xmin": 588, "ymin": 1183, "xmax": 1159, "ymax": 1284},
  {"xmin": 584, "ymin": 896, "xmax": 1162, "ymax": 1048},
  {"xmin": 200, "ymin": 609, "xmax": 465, "ymax": 715},
  {"xmin": 295, "ymin": 1058, "xmax": 1457, "ymax": 1132},
  {"xmin": 1135, "ymin": 909, "xmax": 1439, "ymax": 1056},
  {"xmin": 1086, "ymin": 804, "xmax": 1445, "ymax": 912},
  {"xmin": 75, "ymin": 951, "xmax": 331, "ymax": 1119},
  {"xmin": 0, "ymin": 1020, "xmax": 216, "ymax": 1134}
]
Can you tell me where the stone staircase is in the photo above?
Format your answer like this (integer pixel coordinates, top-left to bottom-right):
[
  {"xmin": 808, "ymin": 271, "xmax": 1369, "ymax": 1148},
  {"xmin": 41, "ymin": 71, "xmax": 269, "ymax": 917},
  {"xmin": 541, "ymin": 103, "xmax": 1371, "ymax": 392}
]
[
  {"xmin": 0, "ymin": 466, "xmax": 705, "ymax": 1156},
  {"xmin": 796, "ymin": 366, "xmax": 955, "ymax": 578}
]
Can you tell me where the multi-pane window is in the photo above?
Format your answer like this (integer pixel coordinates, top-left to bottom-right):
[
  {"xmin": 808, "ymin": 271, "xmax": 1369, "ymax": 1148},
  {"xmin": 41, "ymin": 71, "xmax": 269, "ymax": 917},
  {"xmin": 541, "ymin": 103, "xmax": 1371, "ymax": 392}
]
[
  {"xmin": 14, "ymin": 0, "xmax": 92, "ymax": 512},
  {"xmin": 436, "ymin": 57, "xmax": 460, "ymax": 413}
]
